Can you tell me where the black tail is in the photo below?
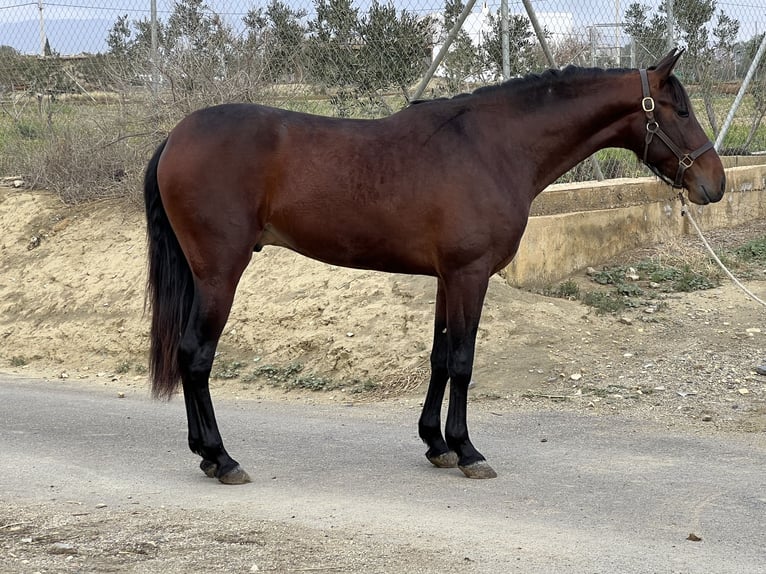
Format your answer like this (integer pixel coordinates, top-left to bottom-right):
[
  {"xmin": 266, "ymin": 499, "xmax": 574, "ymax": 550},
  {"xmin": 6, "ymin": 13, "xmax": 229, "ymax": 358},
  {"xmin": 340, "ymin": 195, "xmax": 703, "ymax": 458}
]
[{"xmin": 144, "ymin": 139, "xmax": 194, "ymax": 399}]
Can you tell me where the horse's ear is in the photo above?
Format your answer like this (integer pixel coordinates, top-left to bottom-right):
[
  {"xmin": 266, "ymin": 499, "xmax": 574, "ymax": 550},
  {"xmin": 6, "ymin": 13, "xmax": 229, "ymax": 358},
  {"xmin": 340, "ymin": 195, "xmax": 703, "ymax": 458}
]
[{"xmin": 653, "ymin": 48, "xmax": 685, "ymax": 80}]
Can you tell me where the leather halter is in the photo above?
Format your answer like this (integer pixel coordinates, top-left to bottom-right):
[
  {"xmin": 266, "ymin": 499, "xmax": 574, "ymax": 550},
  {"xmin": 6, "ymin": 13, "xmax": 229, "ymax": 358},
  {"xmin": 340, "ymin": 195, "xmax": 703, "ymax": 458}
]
[{"xmin": 639, "ymin": 68, "xmax": 714, "ymax": 189}]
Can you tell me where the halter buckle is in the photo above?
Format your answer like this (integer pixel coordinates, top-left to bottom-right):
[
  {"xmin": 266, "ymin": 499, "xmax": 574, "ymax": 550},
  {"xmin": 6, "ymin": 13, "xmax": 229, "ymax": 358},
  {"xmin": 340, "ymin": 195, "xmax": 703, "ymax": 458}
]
[
  {"xmin": 679, "ymin": 154, "xmax": 694, "ymax": 169},
  {"xmin": 642, "ymin": 96, "xmax": 655, "ymax": 112}
]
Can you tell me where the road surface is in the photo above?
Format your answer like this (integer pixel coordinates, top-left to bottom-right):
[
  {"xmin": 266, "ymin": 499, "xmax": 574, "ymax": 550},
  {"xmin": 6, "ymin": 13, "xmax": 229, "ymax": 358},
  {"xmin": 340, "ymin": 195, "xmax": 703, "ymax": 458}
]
[{"xmin": 1, "ymin": 376, "xmax": 764, "ymax": 573}]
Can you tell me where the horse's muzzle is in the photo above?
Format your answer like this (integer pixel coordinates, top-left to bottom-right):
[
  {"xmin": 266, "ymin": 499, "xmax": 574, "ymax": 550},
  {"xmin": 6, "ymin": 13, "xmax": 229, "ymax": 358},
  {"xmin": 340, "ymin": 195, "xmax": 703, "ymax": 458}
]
[{"xmin": 689, "ymin": 173, "xmax": 726, "ymax": 205}]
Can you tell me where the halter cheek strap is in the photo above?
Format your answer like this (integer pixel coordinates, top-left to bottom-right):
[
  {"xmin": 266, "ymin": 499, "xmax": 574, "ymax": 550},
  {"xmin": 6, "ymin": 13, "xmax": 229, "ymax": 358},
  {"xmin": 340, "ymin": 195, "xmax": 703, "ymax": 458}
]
[{"xmin": 639, "ymin": 68, "xmax": 715, "ymax": 189}]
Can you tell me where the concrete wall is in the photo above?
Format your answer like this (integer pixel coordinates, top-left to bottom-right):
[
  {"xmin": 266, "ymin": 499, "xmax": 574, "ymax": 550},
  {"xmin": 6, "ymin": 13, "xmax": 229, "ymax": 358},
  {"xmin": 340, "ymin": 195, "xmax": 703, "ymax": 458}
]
[{"xmin": 502, "ymin": 162, "xmax": 766, "ymax": 288}]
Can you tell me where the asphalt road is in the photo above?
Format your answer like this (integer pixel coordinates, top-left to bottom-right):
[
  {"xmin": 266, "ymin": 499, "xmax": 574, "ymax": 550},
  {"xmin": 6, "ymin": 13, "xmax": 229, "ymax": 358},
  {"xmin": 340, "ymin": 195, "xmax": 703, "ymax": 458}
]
[{"xmin": 1, "ymin": 375, "xmax": 765, "ymax": 573}]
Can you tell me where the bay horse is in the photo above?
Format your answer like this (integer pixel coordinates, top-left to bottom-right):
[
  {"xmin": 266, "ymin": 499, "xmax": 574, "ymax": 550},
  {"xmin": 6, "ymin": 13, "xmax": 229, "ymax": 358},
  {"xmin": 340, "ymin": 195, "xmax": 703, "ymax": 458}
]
[{"xmin": 144, "ymin": 49, "xmax": 725, "ymax": 484}]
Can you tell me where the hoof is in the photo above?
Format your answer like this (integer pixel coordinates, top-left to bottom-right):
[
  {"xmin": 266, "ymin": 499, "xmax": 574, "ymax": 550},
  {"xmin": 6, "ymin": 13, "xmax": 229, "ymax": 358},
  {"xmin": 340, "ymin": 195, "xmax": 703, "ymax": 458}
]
[
  {"xmin": 218, "ymin": 465, "xmax": 252, "ymax": 485},
  {"xmin": 200, "ymin": 460, "xmax": 217, "ymax": 478},
  {"xmin": 427, "ymin": 450, "xmax": 459, "ymax": 468},
  {"xmin": 459, "ymin": 460, "xmax": 497, "ymax": 479}
]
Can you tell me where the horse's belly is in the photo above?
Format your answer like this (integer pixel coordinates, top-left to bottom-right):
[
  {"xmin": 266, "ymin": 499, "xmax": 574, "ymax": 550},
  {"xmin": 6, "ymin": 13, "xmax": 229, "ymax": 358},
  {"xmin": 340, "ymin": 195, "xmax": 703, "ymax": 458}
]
[{"xmin": 258, "ymin": 219, "xmax": 437, "ymax": 275}]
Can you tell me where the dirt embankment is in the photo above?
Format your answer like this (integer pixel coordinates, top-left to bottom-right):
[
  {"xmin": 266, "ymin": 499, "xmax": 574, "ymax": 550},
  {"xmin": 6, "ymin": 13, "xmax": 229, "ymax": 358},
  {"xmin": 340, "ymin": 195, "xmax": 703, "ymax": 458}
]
[{"xmin": 1, "ymin": 185, "xmax": 765, "ymax": 431}]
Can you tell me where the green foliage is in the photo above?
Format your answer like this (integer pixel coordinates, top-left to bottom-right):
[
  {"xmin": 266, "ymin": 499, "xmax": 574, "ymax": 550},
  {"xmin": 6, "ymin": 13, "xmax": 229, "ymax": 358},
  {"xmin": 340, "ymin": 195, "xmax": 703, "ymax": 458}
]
[
  {"xmin": 308, "ymin": 0, "xmax": 360, "ymax": 94},
  {"xmin": 290, "ymin": 373, "xmax": 337, "ymax": 391},
  {"xmin": 625, "ymin": 0, "xmax": 737, "ymax": 74},
  {"xmin": 246, "ymin": 362, "xmax": 336, "ymax": 391},
  {"xmin": 671, "ymin": 268, "xmax": 716, "ymax": 292},
  {"xmin": 624, "ymin": 3, "xmax": 667, "ymax": 67},
  {"xmin": 441, "ymin": 0, "xmax": 482, "ymax": 92},
  {"xmin": 243, "ymin": 362, "xmax": 377, "ymax": 393},
  {"xmin": 105, "ymin": 12, "xmax": 161, "ymax": 80},
  {"xmin": 212, "ymin": 359, "xmax": 246, "ymax": 380},
  {"xmin": 250, "ymin": 362, "xmax": 305, "ymax": 382},
  {"xmin": 581, "ymin": 291, "xmax": 628, "ymax": 314},
  {"xmin": 482, "ymin": 13, "xmax": 537, "ymax": 79},
  {"xmin": 590, "ymin": 261, "xmax": 717, "ymax": 293},
  {"xmin": 15, "ymin": 120, "xmax": 45, "ymax": 141},
  {"xmin": 114, "ymin": 360, "xmax": 148, "ymax": 375},
  {"xmin": 10, "ymin": 356, "xmax": 28, "ymax": 367},
  {"xmin": 0, "ymin": 0, "xmax": 760, "ymax": 204},
  {"xmin": 551, "ymin": 257, "xmax": 722, "ymax": 315},
  {"xmin": 104, "ymin": 0, "xmax": 239, "ymax": 100},
  {"xmin": 591, "ymin": 267, "xmax": 624, "ymax": 285},
  {"xmin": 347, "ymin": 378, "xmax": 379, "ymax": 394},
  {"xmin": 0, "ymin": 51, "xmax": 77, "ymax": 95},
  {"xmin": 544, "ymin": 279, "xmax": 580, "ymax": 299},
  {"xmin": 306, "ymin": 0, "xmax": 432, "ymax": 115},
  {"xmin": 636, "ymin": 259, "xmax": 718, "ymax": 291},
  {"xmin": 357, "ymin": 2, "xmax": 432, "ymax": 94},
  {"xmin": 623, "ymin": 0, "xmax": 742, "ymax": 135},
  {"xmin": 243, "ymin": 0, "xmax": 307, "ymax": 82},
  {"xmin": 106, "ymin": 14, "xmax": 133, "ymax": 60},
  {"xmin": 166, "ymin": 0, "xmax": 238, "ymax": 95},
  {"xmin": 733, "ymin": 236, "xmax": 766, "ymax": 263},
  {"xmin": 616, "ymin": 282, "xmax": 644, "ymax": 297},
  {"xmin": 115, "ymin": 360, "xmax": 131, "ymax": 374},
  {"xmin": 742, "ymin": 34, "xmax": 766, "ymax": 151}
]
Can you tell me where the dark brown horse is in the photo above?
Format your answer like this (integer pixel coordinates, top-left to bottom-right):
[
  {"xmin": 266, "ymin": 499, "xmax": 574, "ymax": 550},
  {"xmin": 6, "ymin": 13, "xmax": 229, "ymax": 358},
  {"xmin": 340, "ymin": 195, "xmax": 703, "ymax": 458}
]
[{"xmin": 144, "ymin": 49, "xmax": 725, "ymax": 484}]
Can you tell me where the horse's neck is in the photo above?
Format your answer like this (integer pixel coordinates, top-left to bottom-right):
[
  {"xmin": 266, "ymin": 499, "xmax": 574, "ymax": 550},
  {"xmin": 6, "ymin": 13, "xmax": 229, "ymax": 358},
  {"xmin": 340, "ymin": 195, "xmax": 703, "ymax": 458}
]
[{"xmin": 488, "ymin": 71, "xmax": 640, "ymax": 195}]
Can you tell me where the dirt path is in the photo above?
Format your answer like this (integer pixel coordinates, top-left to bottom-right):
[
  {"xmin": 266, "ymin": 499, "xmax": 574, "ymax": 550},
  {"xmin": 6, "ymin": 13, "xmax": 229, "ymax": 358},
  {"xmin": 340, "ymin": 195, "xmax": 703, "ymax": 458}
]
[{"xmin": 2, "ymin": 377, "xmax": 765, "ymax": 574}]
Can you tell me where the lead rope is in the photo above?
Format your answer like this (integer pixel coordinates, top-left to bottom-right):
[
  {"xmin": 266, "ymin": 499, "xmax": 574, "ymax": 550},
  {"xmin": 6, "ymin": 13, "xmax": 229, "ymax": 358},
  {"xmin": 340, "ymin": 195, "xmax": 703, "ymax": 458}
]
[{"xmin": 678, "ymin": 192, "xmax": 766, "ymax": 307}]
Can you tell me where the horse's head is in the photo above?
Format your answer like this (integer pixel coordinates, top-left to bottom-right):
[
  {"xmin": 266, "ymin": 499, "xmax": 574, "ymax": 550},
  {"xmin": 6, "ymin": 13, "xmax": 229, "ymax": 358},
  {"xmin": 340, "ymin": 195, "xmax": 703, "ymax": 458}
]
[{"xmin": 637, "ymin": 49, "xmax": 726, "ymax": 205}]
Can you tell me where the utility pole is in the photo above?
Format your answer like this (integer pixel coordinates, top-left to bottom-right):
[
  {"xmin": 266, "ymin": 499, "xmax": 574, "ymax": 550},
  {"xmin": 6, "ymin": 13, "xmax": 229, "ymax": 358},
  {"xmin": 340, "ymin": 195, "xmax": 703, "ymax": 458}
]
[
  {"xmin": 666, "ymin": 0, "xmax": 674, "ymax": 52},
  {"xmin": 37, "ymin": 0, "xmax": 47, "ymax": 57},
  {"xmin": 500, "ymin": 0, "xmax": 510, "ymax": 79},
  {"xmin": 615, "ymin": 0, "xmax": 620, "ymax": 64},
  {"xmin": 151, "ymin": 0, "xmax": 159, "ymax": 95}
]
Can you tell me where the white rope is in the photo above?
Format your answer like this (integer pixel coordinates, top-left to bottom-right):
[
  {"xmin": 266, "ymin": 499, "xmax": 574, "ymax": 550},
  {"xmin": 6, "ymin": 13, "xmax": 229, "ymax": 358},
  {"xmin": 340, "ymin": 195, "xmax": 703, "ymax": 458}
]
[{"xmin": 681, "ymin": 198, "xmax": 766, "ymax": 308}]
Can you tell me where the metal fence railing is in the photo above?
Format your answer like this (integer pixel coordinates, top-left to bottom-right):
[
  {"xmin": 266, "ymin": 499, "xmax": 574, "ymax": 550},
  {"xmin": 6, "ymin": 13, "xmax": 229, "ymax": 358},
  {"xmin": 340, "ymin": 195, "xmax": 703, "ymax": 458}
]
[{"xmin": 1, "ymin": 1, "xmax": 765, "ymax": 199}]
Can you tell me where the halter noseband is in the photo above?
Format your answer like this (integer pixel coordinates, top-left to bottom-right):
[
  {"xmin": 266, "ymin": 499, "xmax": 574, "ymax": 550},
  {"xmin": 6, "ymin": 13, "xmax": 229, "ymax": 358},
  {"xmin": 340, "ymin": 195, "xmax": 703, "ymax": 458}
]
[{"xmin": 639, "ymin": 68, "xmax": 714, "ymax": 189}]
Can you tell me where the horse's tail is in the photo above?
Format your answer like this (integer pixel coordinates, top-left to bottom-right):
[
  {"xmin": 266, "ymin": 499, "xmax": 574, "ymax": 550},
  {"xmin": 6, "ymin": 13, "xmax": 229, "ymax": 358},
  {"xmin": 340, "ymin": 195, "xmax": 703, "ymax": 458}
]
[{"xmin": 144, "ymin": 139, "xmax": 194, "ymax": 399}]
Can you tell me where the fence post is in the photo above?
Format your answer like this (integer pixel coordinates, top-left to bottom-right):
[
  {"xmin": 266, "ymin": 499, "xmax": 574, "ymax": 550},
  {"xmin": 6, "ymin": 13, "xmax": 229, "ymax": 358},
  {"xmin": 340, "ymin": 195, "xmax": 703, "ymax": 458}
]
[
  {"xmin": 150, "ymin": 0, "xmax": 159, "ymax": 95},
  {"xmin": 590, "ymin": 26, "xmax": 597, "ymax": 67},
  {"xmin": 715, "ymin": 32, "xmax": 766, "ymax": 152},
  {"xmin": 37, "ymin": 0, "xmax": 46, "ymax": 57},
  {"xmin": 666, "ymin": 0, "xmax": 674, "ymax": 52},
  {"xmin": 501, "ymin": 0, "xmax": 510, "ymax": 80},
  {"xmin": 630, "ymin": 38, "xmax": 636, "ymax": 68}
]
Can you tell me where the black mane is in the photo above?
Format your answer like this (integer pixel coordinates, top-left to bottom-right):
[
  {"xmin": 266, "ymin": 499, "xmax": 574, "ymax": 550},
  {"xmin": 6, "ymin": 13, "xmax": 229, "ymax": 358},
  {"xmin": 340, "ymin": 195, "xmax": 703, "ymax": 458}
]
[
  {"xmin": 410, "ymin": 65, "xmax": 635, "ymax": 107},
  {"xmin": 476, "ymin": 65, "xmax": 632, "ymax": 94}
]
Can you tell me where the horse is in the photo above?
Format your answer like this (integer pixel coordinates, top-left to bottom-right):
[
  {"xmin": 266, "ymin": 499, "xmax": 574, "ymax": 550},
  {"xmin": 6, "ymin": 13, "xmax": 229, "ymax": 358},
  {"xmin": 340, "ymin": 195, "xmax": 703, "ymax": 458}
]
[{"xmin": 144, "ymin": 49, "xmax": 725, "ymax": 484}]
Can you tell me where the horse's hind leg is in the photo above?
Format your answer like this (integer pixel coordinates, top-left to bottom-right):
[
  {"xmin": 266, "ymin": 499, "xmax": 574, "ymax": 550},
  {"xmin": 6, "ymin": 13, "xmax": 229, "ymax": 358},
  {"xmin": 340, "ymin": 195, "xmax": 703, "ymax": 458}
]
[
  {"xmin": 180, "ymin": 268, "xmax": 251, "ymax": 485},
  {"xmin": 418, "ymin": 280, "xmax": 458, "ymax": 468}
]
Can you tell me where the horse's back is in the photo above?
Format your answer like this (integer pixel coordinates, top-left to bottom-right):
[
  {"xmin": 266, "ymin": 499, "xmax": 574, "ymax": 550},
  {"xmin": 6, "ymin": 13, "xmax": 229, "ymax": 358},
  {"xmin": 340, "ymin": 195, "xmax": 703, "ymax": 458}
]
[{"xmin": 159, "ymin": 103, "xmax": 386, "ymax": 197}]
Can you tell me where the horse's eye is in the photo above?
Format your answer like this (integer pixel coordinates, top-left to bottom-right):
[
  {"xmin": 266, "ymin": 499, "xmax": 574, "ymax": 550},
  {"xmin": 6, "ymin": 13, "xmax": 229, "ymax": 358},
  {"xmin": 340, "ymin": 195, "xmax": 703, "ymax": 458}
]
[{"xmin": 677, "ymin": 109, "xmax": 690, "ymax": 118}]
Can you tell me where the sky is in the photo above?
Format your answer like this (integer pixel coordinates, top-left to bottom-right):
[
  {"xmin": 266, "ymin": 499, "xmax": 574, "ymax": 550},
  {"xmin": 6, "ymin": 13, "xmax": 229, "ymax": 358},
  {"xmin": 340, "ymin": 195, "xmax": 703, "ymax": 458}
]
[{"xmin": 0, "ymin": 0, "xmax": 764, "ymax": 55}]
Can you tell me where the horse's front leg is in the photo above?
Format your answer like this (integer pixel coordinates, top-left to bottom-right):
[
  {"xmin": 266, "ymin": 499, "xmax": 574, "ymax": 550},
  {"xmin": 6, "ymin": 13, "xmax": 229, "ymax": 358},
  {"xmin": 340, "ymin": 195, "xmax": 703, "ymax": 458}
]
[
  {"xmin": 444, "ymin": 270, "xmax": 497, "ymax": 479},
  {"xmin": 419, "ymin": 280, "xmax": 458, "ymax": 468},
  {"xmin": 179, "ymin": 285, "xmax": 251, "ymax": 485}
]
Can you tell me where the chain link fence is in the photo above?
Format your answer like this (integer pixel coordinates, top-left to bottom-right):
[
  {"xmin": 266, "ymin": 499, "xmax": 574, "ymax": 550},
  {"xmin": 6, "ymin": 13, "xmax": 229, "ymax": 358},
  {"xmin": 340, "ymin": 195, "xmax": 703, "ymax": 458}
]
[{"xmin": 1, "ymin": 0, "xmax": 765, "ymax": 200}]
